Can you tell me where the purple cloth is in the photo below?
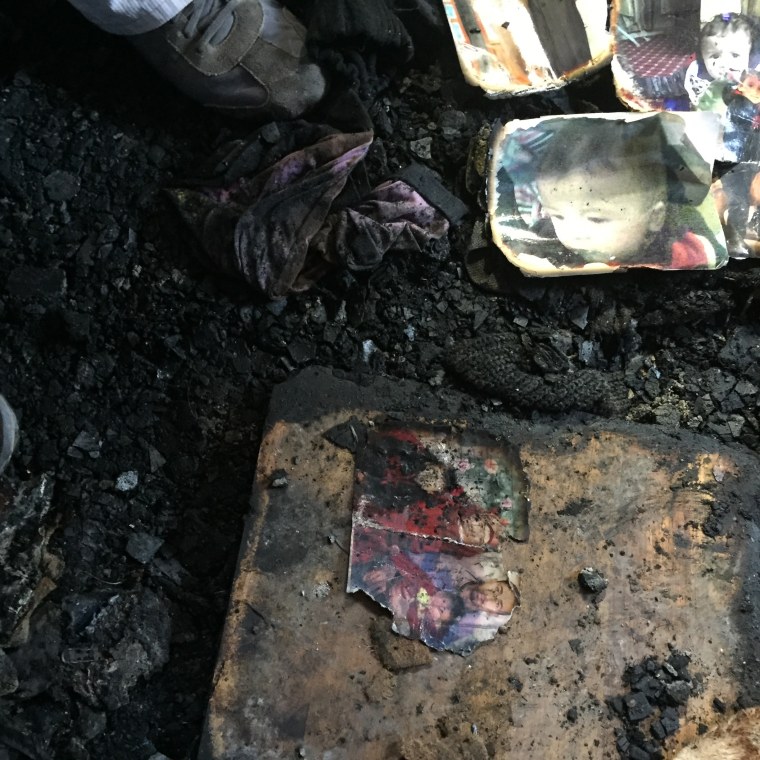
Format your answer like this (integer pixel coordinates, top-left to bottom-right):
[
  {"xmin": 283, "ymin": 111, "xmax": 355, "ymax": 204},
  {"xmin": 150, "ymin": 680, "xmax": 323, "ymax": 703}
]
[{"xmin": 169, "ymin": 130, "xmax": 449, "ymax": 297}]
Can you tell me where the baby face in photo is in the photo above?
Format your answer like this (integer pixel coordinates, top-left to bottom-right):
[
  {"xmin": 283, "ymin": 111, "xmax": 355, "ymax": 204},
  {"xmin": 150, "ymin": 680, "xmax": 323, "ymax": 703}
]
[
  {"xmin": 536, "ymin": 163, "xmax": 667, "ymax": 263},
  {"xmin": 701, "ymin": 28, "xmax": 752, "ymax": 84},
  {"xmin": 490, "ymin": 113, "xmax": 725, "ymax": 275}
]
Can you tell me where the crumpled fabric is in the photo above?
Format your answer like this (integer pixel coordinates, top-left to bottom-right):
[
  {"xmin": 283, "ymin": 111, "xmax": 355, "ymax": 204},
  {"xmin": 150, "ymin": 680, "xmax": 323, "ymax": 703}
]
[
  {"xmin": 314, "ymin": 180, "xmax": 449, "ymax": 268},
  {"xmin": 307, "ymin": 0, "xmax": 413, "ymax": 93},
  {"xmin": 168, "ymin": 131, "xmax": 449, "ymax": 298}
]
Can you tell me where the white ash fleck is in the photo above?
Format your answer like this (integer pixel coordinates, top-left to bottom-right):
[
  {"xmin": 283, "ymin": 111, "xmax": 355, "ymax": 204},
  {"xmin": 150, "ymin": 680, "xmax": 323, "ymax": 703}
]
[
  {"xmin": 311, "ymin": 582, "xmax": 332, "ymax": 599},
  {"xmin": 362, "ymin": 340, "xmax": 378, "ymax": 362},
  {"xmin": 116, "ymin": 470, "xmax": 139, "ymax": 492}
]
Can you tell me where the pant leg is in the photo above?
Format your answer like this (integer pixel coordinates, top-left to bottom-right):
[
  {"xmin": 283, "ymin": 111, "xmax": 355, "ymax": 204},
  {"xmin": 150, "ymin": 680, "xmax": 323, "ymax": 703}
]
[{"xmin": 67, "ymin": 0, "xmax": 192, "ymax": 35}]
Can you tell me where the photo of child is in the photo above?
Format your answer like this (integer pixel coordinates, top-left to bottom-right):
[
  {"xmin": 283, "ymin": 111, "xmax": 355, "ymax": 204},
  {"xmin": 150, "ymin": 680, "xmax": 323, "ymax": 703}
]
[
  {"xmin": 712, "ymin": 158, "xmax": 760, "ymax": 254},
  {"xmin": 349, "ymin": 527, "xmax": 470, "ymax": 648},
  {"xmin": 488, "ymin": 112, "xmax": 729, "ymax": 276},
  {"xmin": 347, "ymin": 424, "xmax": 526, "ymax": 654},
  {"xmin": 684, "ymin": 12, "xmax": 760, "ymax": 161},
  {"xmin": 613, "ymin": 2, "xmax": 760, "ymax": 164}
]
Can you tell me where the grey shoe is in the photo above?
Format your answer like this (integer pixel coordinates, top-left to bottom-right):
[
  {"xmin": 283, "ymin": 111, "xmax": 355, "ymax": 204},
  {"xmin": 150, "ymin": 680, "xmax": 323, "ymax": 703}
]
[
  {"xmin": 0, "ymin": 394, "xmax": 17, "ymax": 475},
  {"xmin": 131, "ymin": 0, "xmax": 325, "ymax": 119}
]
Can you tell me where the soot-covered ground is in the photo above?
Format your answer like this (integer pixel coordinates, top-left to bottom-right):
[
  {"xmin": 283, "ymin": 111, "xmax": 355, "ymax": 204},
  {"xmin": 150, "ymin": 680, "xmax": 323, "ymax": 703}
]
[{"xmin": 2, "ymin": 2, "xmax": 760, "ymax": 759}]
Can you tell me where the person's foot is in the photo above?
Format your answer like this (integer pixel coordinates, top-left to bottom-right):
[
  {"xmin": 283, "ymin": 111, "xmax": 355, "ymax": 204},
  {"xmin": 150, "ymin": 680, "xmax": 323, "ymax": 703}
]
[
  {"xmin": 130, "ymin": 0, "xmax": 325, "ymax": 119},
  {"xmin": 0, "ymin": 394, "xmax": 17, "ymax": 475}
]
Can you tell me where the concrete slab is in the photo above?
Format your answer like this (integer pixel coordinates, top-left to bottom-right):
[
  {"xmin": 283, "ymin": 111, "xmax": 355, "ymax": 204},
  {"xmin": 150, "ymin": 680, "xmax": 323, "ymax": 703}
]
[{"xmin": 199, "ymin": 367, "xmax": 760, "ymax": 760}]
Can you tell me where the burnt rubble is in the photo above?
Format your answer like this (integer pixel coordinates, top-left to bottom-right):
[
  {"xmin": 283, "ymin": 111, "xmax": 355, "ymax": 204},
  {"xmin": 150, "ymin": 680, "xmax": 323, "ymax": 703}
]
[
  {"xmin": 608, "ymin": 651, "xmax": 701, "ymax": 760},
  {"xmin": 1, "ymin": 1, "xmax": 760, "ymax": 758}
]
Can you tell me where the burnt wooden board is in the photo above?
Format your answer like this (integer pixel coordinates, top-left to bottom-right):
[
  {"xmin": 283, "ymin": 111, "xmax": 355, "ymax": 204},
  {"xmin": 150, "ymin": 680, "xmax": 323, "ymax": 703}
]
[{"xmin": 199, "ymin": 367, "xmax": 760, "ymax": 759}]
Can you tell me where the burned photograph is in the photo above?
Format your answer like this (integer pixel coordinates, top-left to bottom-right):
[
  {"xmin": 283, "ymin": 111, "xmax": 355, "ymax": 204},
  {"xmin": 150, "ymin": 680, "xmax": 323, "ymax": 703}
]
[
  {"xmin": 347, "ymin": 525, "xmax": 520, "ymax": 654},
  {"xmin": 346, "ymin": 424, "xmax": 527, "ymax": 654},
  {"xmin": 441, "ymin": 0, "xmax": 612, "ymax": 95},
  {"xmin": 614, "ymin": 1, "xmax": 760, "ymax": 161},
  {"xmin": 488, "ymin": 111, "xmax": 729, "ymax": 275},
  {"xmin": 712, "ymin": 158, "xmax": 760, "ymax": 253},
  {"xmin": 352, "ymin": 424, "xmax": 529, "ymax": 548},
  {"xmin": 613, "ymin": 0, "xmax": 702, "ymax": 108}
]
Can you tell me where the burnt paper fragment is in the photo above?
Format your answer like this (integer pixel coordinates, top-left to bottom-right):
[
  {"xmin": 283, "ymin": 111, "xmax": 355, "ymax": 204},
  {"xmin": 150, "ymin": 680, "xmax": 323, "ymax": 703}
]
[
  {"xmin": 353, "ymin": 425, "xmax": 529, "ymax": 546},
  {"xmin": 441, "ymin": 0, "xmax": 612, "ymax": 96},
  {"xmin": 612, "ymin": 2, "xmax": 760, "ymax": 163},
  {"xmin": 348, "ymin": 526, "xmax": 520, "ymax": 655},
  {"xmin": 711, "ymin": 159, "xmax": 760, "ymax": 257},
  {"xmin": 487, "ymin": 111, "xmax": 728, "ymax": 276},
  {"xmin": 347, "ymin": 424, "xmax": 528, "ymax": 654}
]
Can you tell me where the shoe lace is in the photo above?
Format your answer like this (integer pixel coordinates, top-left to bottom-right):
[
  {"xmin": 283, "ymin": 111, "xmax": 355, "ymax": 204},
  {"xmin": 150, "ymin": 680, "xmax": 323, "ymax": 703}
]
[{"xmin": 183, "ymin": 0, "xmax": 246, "ymax": 46}]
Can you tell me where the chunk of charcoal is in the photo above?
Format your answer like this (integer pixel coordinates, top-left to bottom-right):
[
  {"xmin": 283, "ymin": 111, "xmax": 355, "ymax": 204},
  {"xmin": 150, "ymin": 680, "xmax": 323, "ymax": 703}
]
[
  {"xmin": 323, "ymin": 418, "xmax": 367, "ymax": 453},
  {"xmin": 43, "ymin": 170, "xmax": 80, "ymax": 201},
  {"xmin": 126, "ymin": 532, "xmax": 163, "ymax": 564},
  {"xmin": 660, "ymin": 707, "xmax": 680, "ymax": 736},
  {"xmin": 566, "ymin": 706, "xmax": 578, "ymax": 723},
  {"xmin": 642, "ymin": 742, "xmax": 664, "ymax": 760},
  {"xmin": 665, "ymin": 680, "xmax": 691, "ymax": 706},
  {"xmin": 394, "ymin": 162, "xmax": 468, "ymax": 224},
  {"xmin": 616, "ymin": 733, "xmax": 630, "ymax": 754},
  {"xmin": 578, "ymin": 567, "xmax": 608, "ymax": 593},
  {"xmin": 287, "ymin": 339, "xmax": 316, "ymax": 365},
  {"xmin": 629, "ymin": 746, "xmax": 651, "ymax": 760},
  {"xmin": 626, "ymin": 664, "xmax": 646, "ymax": 685},
  {"xmin": 0, "ymin": 649, "xmax": 18, "ymax": 696},
  {"xmin": 608, "ymin": 696, "xmax": 625, "ymax": 716},
  {"xmin": 625, "ymin": 692, "xmax": 653, "ymax": 722},
  {"xmin": 666, "ymin": 652, "xmax": 691, "ymax": 676},
  {"xmin": 650, "ymin": 720, "xmax": 666, "ymax": 741},
  {"xmin": 68, "ymin": 430, "xmax": 101, "ymax": 459},
  {"xmin": 713, "ymin": 696, "xmax": 727, "ymax": 713},
  {"xmin": 268, "ymin": 469, "xmax": 288, "ymax": 488},
  {"xmin": 633, "ymin": 676, "xmax": 663, "ymax": 700}
]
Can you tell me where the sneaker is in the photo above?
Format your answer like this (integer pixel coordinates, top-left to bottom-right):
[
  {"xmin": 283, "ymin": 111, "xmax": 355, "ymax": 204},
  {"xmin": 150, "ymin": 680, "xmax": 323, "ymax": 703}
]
[
  {"xmin": 0, "ymin": 394, "xmax": 17, "ymax": 475},
  {"xmin": 130, "ymin": 0, "xmax": 325, "ymax": 119}
]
